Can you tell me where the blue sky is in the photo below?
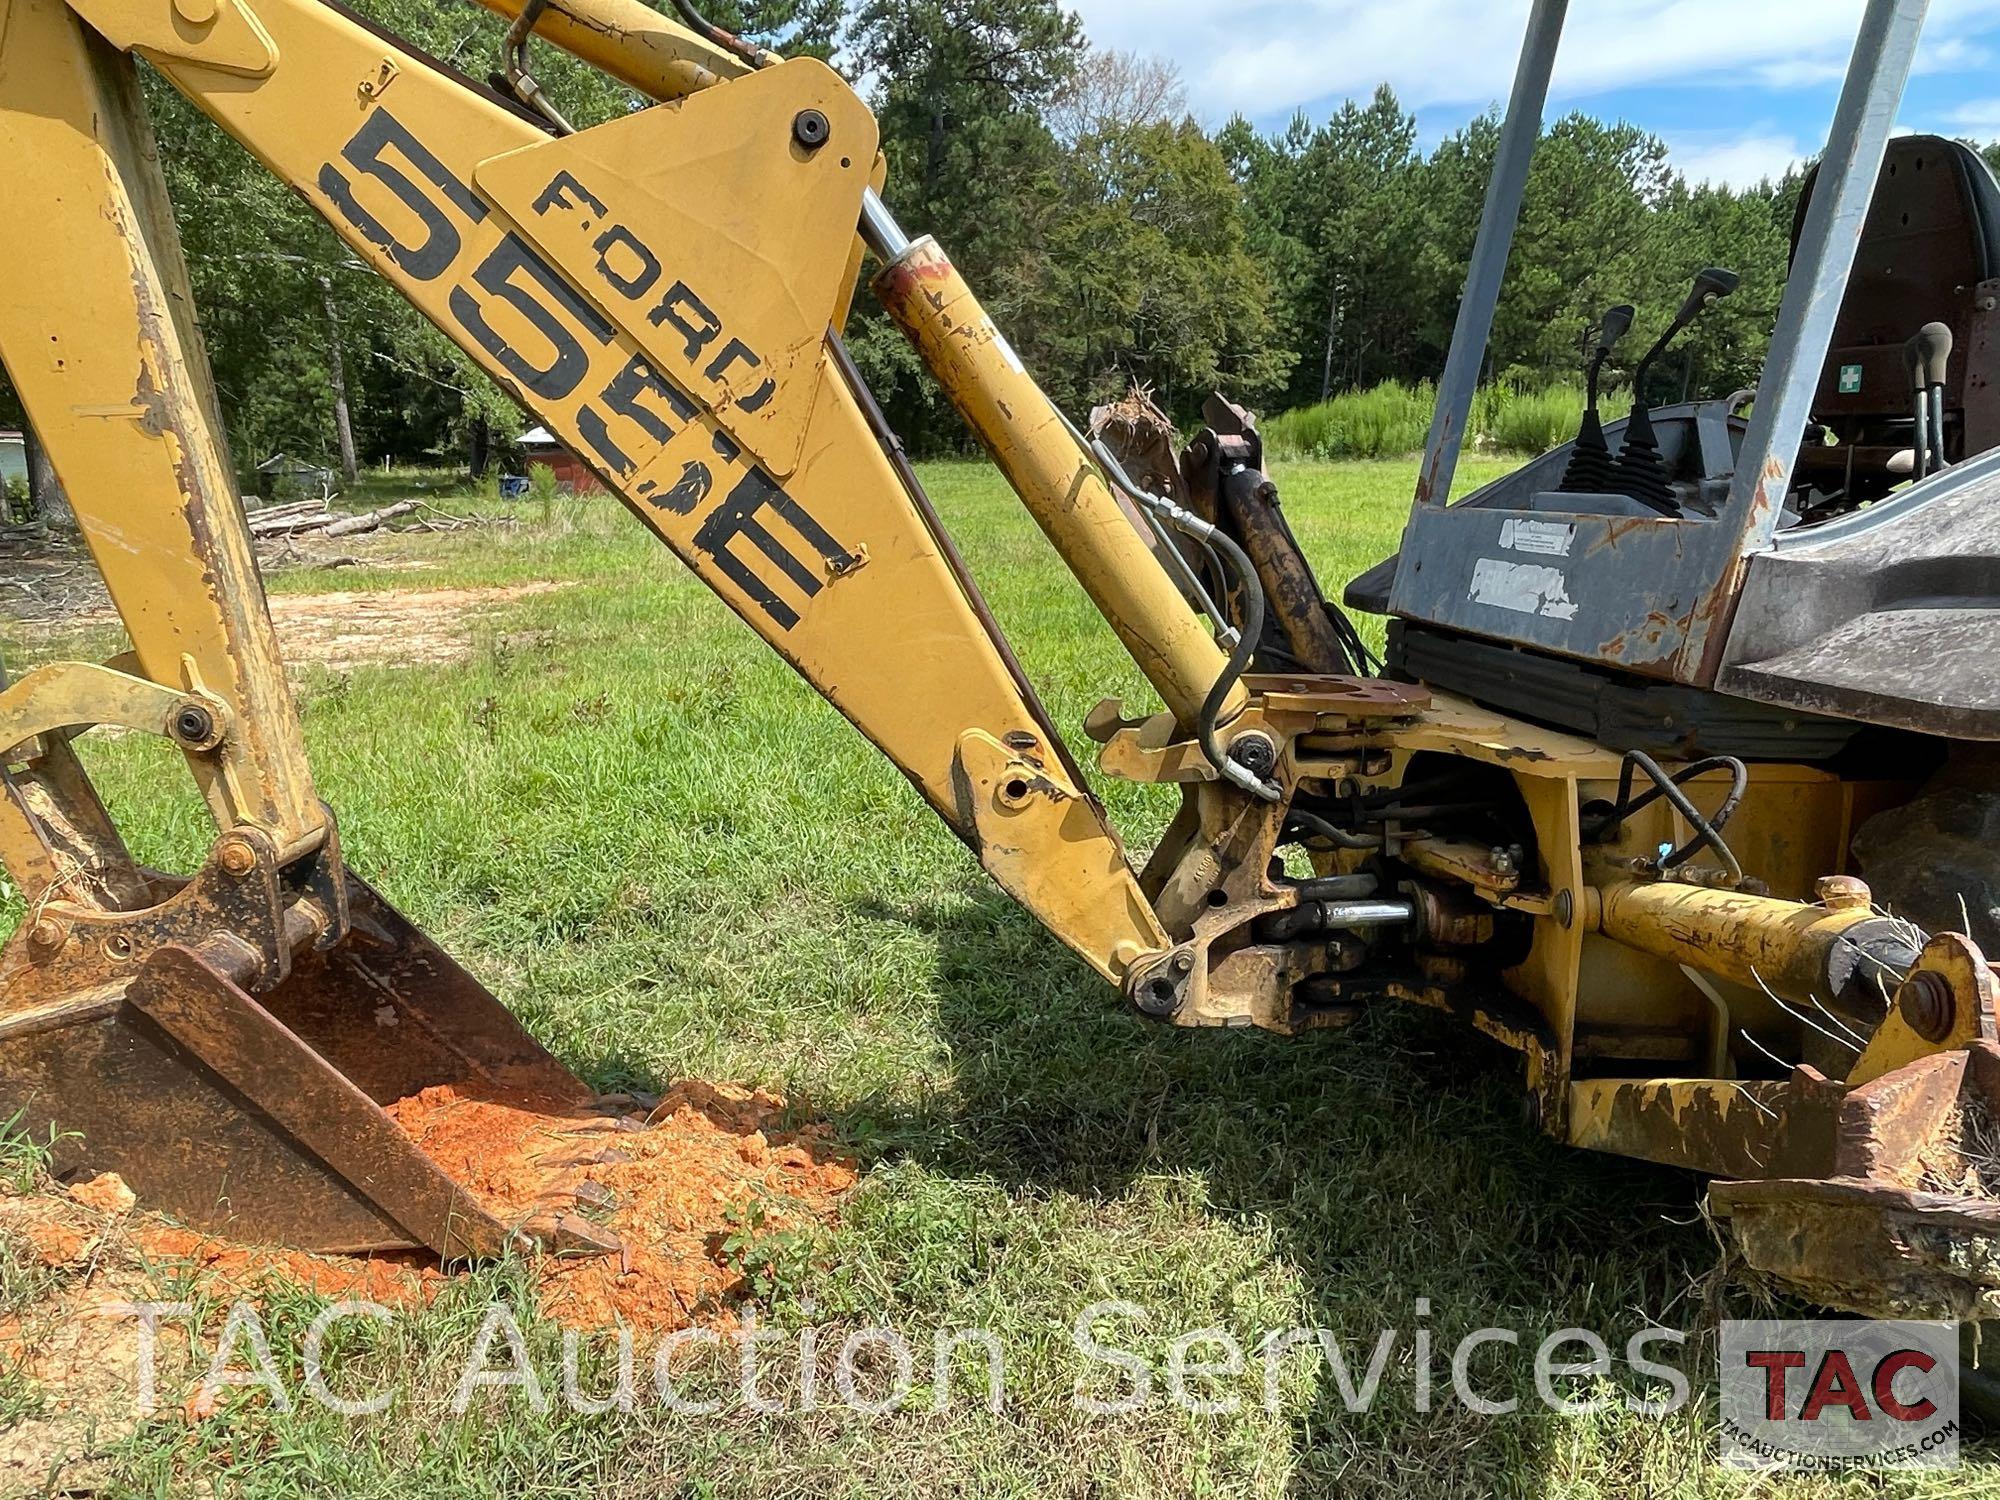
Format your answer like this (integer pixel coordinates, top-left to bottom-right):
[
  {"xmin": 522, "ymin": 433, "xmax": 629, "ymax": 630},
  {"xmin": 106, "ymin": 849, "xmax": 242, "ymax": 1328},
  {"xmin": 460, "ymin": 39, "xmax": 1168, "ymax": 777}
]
[{"xmin": 1064, "ymin": 0, "xmax": 2000, "ymax": 186}]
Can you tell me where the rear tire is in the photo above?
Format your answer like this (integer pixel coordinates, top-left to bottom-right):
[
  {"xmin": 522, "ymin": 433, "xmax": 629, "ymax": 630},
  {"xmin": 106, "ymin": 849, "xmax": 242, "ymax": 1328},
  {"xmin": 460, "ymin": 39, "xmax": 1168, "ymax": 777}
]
[{"xmin": 1854, "ymin": 746, "xmax": 2000, "ymax": 954}]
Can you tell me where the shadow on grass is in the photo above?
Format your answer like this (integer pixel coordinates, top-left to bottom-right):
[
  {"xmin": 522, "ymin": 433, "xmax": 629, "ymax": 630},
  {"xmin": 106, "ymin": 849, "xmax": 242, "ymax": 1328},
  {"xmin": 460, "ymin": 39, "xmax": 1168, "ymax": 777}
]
[{"xmin": 845, "ymin": 887, "xmax": 1723, "ymax": 1496}]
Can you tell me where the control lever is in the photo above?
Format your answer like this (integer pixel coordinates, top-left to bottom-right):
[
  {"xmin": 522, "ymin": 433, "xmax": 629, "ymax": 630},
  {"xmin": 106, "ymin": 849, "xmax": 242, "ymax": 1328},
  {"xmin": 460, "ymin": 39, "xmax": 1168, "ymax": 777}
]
[
  {"xmin": 1904, "ymin": 332, "xmax": 1931, "ymax": 480},
  {"xmin": 1613, "ymin": 267, "xmax": 1739, "ymax": 512},
  {"xmin": 1556, "ymin": 303, "xmax": 1633, "ymax": 494},
  {"xmin": 1916, "ymin": 320, "xmax": 1952, "ymax": 473}
]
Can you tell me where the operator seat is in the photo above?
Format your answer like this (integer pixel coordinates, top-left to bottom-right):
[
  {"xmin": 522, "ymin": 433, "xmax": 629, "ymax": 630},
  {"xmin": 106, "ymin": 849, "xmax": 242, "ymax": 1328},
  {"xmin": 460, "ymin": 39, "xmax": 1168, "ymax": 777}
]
[{"xmin": 1792, "ymin": 134, "xmax": 2000, "ymax": 493}]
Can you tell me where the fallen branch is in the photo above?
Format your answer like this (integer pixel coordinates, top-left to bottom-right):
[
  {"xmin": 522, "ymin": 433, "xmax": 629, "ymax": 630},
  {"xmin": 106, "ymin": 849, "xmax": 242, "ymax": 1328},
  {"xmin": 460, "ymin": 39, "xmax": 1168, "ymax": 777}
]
[
  {"xmin": 246, "ymin": 498, "xmax": 326, "ymax": 521},
  {"xmin": 320, "ymin": 500, "xmax": 418, "ymax": 538},
  {"xmin": 247, "ymin": 505, "xmax": 333, "ymax": 537}
]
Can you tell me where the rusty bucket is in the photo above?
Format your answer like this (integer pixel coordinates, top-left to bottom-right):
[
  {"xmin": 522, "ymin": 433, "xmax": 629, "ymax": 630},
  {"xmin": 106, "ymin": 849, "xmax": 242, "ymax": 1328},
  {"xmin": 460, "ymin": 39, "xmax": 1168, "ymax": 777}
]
[{"xmin": 0, "ymin": 860, "xmax": 619, "ymax": 1260}]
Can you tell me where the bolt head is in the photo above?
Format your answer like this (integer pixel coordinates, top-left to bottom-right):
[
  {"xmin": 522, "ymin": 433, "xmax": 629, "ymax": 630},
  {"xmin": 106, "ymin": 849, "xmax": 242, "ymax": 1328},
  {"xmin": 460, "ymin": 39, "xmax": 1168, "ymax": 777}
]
[
  {"xmin": 1133, "ymin": 972, "xmax": 1182, "ymax": 1018},
  {"xmin": 1897, "ymin": 969, "xmax": 1956, "ymax": 1044},
  {"xmin": 28, "ymin": 917, "xmax": 65, "ymax": 950},
  {"xmin": 216, "ymin": 837, "xmax": 259, "ymax": 876},
  {"xmin": 792, "ymin": 109, "xmax": 830, "ymax": 149},
  {"xmin": 172, "ymin": 703, "xmax": 217, "ymax": 747}
]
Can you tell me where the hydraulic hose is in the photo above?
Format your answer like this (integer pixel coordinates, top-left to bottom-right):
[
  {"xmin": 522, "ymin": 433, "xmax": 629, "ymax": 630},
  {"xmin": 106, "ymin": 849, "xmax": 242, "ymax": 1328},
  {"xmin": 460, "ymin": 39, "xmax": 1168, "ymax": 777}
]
[
  {"xmin": 1192, "ymin": 522, "xmax": 1274, "ymax": 799},
  {"xmin": 1069, "ymin": 414, "xmax": 1280, "ymax": 802},
  {"xmin": 1283, "ymin": 808, "xmax": 1381, "ymax": 851},
  {"xmin": 669, "ymin": 0, "xmax": 778, "ymax": 68}
]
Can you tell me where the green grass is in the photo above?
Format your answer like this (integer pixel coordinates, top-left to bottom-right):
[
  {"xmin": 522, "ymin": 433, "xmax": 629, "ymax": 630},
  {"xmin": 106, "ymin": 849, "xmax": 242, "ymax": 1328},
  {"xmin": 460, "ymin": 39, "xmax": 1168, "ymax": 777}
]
[
  {"xmin": 1266, "ymin": 380, "xmax": 1635, "ymax": 462},
  {"xmin": 0, "ymin": 458, "xmax": 1985, "ymax": 1497}
]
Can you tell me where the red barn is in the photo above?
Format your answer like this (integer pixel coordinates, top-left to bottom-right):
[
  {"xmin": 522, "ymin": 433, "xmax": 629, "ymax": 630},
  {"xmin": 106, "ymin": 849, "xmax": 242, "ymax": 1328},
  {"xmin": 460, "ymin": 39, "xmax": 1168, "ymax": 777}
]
[{"xmin": 518, "ymin": 426, "xmax": 603, "ymax": 493}]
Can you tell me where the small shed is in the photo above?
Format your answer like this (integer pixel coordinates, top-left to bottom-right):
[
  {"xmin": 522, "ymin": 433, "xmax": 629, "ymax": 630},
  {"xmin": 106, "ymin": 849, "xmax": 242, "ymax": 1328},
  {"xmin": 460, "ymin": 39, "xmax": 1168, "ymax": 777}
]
[
  {"xmin": 518, "ymin": 426, "xmax": 603, "ymax": 493},
  {"xmin": 0, "ymin": 430, "xmax": 25, "ymax": 490},
  {"xmin": 253, "ymin": 452, "xmax": 337, "ymax": 503}
]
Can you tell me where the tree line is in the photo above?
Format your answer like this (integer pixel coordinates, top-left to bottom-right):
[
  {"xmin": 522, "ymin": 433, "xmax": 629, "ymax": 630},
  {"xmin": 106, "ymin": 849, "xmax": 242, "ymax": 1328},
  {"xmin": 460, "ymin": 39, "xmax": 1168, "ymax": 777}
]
[{"xmin": 6, "ymin": 0, "xmax": 1989, "ymax": 508}]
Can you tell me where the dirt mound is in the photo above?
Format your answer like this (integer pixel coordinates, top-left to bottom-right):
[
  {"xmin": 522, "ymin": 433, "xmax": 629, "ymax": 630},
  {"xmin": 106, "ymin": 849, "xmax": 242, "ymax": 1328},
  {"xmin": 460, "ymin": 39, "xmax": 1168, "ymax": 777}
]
[
  {"xmin": 1, "ymin": 572, "xmax": 571, "ymax": 670},
  {"xmin": 387, "ymin": 1078, "xmax": 856, "ymax": 1330},
  {"xmin": 266, "ymin": 581, "xmax": 571, "ymax": 669},
  {"xmin": 2, "ymin": 1079, "xmax": 854, "ymax": 1338}
]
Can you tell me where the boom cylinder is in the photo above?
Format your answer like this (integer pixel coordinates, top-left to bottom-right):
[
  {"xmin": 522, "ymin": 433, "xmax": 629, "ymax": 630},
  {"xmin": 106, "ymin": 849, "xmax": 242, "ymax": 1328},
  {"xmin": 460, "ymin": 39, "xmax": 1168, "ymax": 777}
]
[
  {"xmin": 1595, "ymin": 880, "xmax": 1920, "ymax": 1009},
  {"xmin": 873, "ymin": 236, "xmax": 1243, "ymax": 728},
  {"xmin": 468, "ymin": 0, "xmax": 747, "ymax": 100}
]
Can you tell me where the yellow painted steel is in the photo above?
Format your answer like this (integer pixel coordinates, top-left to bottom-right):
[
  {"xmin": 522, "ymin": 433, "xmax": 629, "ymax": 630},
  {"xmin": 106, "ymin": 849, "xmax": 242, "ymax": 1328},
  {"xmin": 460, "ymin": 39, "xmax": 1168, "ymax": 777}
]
[
  {"xmin": 469, "ymin": 58, "xmax": 872, "ymax": 479},
  {"xmin": 954, "ymin": 729, "xmax": 1170, "ymax": 978},
  {"xmin": 19, "ymin": 0, "xmax": 1166, "ymax": 979},
  {"xmin": 1567, "ymin": 1076, "xmax": 1803, "ymax": 1178},
  {"xmin": 467, "ymin": 0, "xmax": 881, "ymax": 339},
  {"xmin": 1848, "ymin": 931, "xmax": 1998, "ymax": 1086},
  {"xmin": 469, "ymin": 0, "xmax": 749, "ymax": 100},
  {"xmin": 0, "ymin": 0, "xmax": 323, "ymax": 871},
  {"xmin": 873, "ymin": 237, "xmax": 1241, "ymax": 730},
  {"xmin": 1594, "ymin": 879, "xmax": 1884, "ymax": 1003},
  {"xmin": 6, "ymin": 0, "xmax": 1971, "ymax": 1236}
]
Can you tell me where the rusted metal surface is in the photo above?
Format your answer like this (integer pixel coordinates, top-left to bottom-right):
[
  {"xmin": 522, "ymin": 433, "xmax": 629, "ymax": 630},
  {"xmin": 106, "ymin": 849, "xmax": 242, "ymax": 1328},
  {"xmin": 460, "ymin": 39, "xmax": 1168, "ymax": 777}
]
[
  {"xmin": 130, "ymin": 943, "xmax": 530, "ymax": 1260},
  {"xmin": 1088, "ymin": 388, "xmax": 1188, "ymax": 509},
  {"xmin": 1715, "ymin": 1175, "xmax": 2000, "ymax": 1319},
  {"xmin": 1218, "ymin": 467, "xmax": 1356, "ymax": 674},
  {"xmin": 1568, "ymin": 1069, "xmax": 1844, "ymax": 1180},
  {"xmin": 1575, "ymin": 1036, "xmax": 2000, "ymax": 1316},
  {"xmin": 0, "ymin": 825, "xmax": 618, "ymax": 1258},
  {"xmin": 0, "ymin": 828, "xmax": 314, "ymax": 1004},
  {"xmin": 1583, "ymin": 1023, "xmax": 2000, "ymax": 1317},
  {"xmin": 1176, "ymin": 398, "xmax": 1356, "ymax": 675},
  {"xmin": 1593, "ymin": 877, "xmax": 1918, "ymax": 1017}
]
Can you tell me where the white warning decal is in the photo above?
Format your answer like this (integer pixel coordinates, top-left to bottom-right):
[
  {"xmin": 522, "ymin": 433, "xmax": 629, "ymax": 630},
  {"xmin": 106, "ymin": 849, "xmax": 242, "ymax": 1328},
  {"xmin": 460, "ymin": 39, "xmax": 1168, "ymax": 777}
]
[
  {"xmin": 1499, "ymin": 518, "xmax": 1575, "ymax": 557},
  {"xmin": 1469, "ymin": 557, "xmax": 1579, "ymax": 620}
]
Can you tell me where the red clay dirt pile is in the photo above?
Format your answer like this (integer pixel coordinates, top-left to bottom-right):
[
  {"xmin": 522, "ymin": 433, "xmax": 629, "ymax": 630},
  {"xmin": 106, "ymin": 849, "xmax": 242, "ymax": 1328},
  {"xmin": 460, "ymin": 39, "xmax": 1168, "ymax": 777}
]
[
  {"xmin": 3, "ymin": 1078, "xmax": 856, "ymax": 1334},
  {"xmin": 386, "ymin": 1077, "xmax": 857, "ymax": 1329}
]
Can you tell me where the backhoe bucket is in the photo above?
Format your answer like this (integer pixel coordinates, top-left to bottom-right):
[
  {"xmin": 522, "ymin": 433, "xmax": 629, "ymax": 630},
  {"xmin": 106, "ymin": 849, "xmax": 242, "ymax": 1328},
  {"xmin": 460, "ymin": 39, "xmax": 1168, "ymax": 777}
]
[
  {"xmin": 1703, "ymin": 938, "xmax": 2000, "ymax": 1315},
  {"xmin": 0, "ymin": 876, "xmax": 618, "ymax": 1260},
  {"xmin": 1712, "ymin": 1038, "xmax": 2000, "ymax": 1319}
]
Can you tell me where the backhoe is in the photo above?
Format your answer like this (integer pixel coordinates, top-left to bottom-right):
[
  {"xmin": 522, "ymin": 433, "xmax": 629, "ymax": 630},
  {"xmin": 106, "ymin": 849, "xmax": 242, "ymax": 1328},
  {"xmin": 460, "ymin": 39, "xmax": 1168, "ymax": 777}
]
[{"xmin": 0, "ymin": 0, "xmax": 1994, "ymax": 1324}]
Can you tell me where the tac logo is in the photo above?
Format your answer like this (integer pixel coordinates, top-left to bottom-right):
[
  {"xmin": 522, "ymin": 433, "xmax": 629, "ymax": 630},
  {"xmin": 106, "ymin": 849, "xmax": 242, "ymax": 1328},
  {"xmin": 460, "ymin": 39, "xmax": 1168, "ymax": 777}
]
[{"xmin": 1719, "ymin": 1320, "xmax": 1959, "ymax": 1470}]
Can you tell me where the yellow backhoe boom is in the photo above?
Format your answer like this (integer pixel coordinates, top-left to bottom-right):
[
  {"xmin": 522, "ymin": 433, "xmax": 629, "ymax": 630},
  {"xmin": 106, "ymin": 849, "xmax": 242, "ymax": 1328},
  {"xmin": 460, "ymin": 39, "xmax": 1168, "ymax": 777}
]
[{"xmin": 1, "ymin": 0, "xmax": 1995, "ymax": 1320}]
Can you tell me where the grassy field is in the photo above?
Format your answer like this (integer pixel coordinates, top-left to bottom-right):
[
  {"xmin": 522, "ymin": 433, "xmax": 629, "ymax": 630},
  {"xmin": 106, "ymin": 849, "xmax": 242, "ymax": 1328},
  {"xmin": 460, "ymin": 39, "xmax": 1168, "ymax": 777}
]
[{"xmin": 0, "ymin": 457, "xmax": 1987, "ymax": 1497}]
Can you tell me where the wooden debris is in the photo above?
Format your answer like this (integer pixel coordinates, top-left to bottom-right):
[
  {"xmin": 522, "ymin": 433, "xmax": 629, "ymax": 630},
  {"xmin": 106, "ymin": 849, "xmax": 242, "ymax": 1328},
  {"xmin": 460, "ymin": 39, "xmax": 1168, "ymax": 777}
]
[
  {"xmin": 245, "ymin": 498, "xmax": 418, "ymax": 538},
  {"xmin": 321, "ymin": 500, "xmax": 417, "ymax": 537}
]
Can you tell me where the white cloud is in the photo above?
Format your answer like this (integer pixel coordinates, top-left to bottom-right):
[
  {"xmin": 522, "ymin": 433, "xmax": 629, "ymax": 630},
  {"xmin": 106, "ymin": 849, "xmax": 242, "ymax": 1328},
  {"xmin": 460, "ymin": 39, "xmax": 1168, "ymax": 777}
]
[
  {"xmin": 1664, "ymin": 130, "xmax": 1806, "ymax": 189},
  {"xmin": 1753, "ymin": 58, "xmax": 1849, "ymax": 89},
  {"xmin": 1066, "ymin": 0, "xmax": 2000, "ymax": 126},
  {"xmin": 1946, "ymin": 96, "xmax": 2000, "ymax": 134}
]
